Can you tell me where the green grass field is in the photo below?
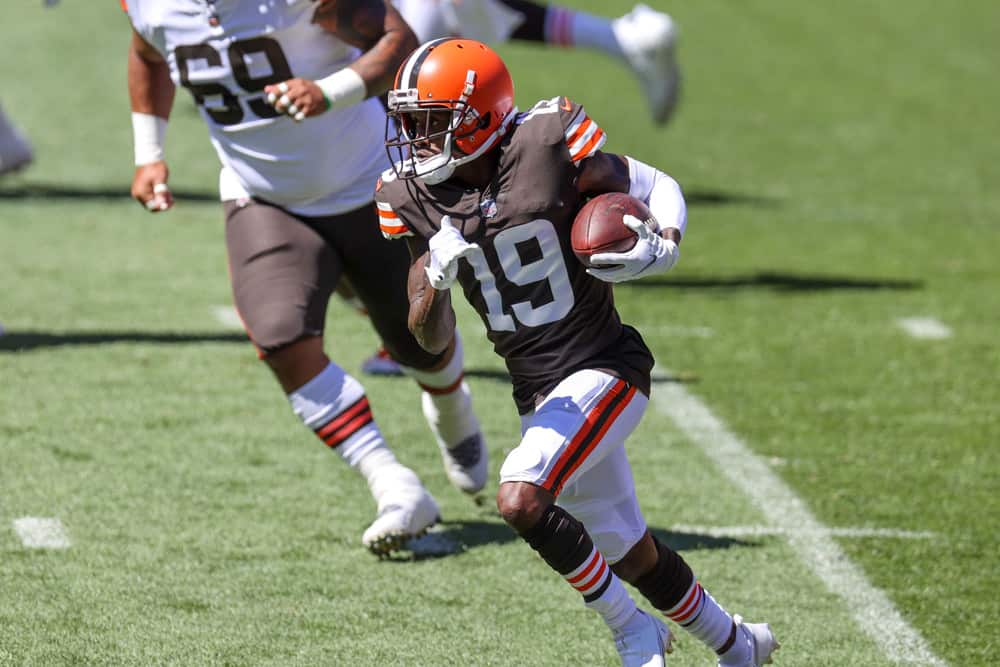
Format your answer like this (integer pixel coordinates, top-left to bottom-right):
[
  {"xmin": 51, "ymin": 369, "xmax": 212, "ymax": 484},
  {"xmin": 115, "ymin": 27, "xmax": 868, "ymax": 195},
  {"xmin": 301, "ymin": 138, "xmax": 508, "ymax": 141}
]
[{"xmin": 2, "ymin": 1, "xmax": 998, "ymax": 665}]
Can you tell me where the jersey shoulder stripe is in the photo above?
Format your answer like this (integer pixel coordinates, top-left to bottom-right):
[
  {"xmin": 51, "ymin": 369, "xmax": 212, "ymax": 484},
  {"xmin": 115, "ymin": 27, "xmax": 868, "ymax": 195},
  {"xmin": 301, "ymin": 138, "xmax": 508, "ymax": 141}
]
[
  {"xmin": 376, "ymin": 200, "xmax": 412, "ymax": 238},
  {"xmin": 564, "ymin": 110, "xmax": 606, "ymax": 165}
]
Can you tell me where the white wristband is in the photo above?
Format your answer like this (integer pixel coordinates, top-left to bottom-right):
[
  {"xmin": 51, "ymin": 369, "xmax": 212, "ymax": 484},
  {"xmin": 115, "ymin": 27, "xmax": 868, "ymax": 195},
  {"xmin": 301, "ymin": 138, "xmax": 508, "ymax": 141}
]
[
  {"xmin": 315, "ymin": 67, "xmax": 367, "ymax": 112},
  {"xmin": 132, "ymin": 112, "xmax": 167, "ymax": 166}
]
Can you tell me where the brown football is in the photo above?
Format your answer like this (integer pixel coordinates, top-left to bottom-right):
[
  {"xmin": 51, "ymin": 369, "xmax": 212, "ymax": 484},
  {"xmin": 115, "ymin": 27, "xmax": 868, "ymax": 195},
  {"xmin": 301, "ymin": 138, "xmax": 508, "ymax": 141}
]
[{"xmin": 571, "ymin": 192, "xmax": 653, "ymax": 269}]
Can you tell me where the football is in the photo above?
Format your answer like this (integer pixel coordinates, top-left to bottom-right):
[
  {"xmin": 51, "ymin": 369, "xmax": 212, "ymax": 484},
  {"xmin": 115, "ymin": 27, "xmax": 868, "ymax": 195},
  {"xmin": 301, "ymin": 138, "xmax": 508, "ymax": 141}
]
[{"xmin": 570, "ymin": 192, "xmax": 653, "ymax": 268}]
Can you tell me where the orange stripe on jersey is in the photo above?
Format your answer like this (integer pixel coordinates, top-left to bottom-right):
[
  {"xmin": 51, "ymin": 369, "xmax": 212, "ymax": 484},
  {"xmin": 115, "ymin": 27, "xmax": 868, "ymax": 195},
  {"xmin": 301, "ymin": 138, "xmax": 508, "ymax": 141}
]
[
  {"xmin": 565, "ymin": 117, "xmax": 593, "ymax": 148},
  {"xmin": 570, "ymin": 127, "xmax": 606, "ymax": 164},
  {"xmin": 379, "ymin": 221, "xmax": 411, "ymax": 238},
  {"xmin": 376, "ymin": 207, "xmax": 399, "ymax": 220},
  {"xmin": 542, "ymin": 380, "xmax": 636, "ymax": 495}
]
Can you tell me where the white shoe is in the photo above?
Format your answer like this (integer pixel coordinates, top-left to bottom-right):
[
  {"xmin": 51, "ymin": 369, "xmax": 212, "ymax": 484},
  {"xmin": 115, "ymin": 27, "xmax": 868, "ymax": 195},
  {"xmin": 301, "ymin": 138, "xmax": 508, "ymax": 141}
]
[
  {"xmin": 612, "ymin": 4, "xmax": 682, "ymax": 125},
  {"xmin": 361, "ymin": 482, "xmax": 440, "ymax": 556},
  {"xmin": 613, "ymin": 609, "xmax": 674, "ymax": 667},
  {"xmin": 719, "ymin": 615, "xmax": 779, "ymax": 667},
  {"xmin": 421, "ymin": 386, "xmax": 488, "ymax": 494}
]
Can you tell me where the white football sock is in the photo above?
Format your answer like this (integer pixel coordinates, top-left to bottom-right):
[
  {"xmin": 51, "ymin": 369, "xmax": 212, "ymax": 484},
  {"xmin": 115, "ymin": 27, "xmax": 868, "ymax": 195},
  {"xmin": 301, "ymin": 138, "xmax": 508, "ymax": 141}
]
[
  {"xmin": 565, "ymin": 545, "xmax": 637, "ymax": 631},
  {"xmin": 544, "ymin": 6, "xmax": 625, "ymax": 59},
  {"xmin": 665, "ymin": 580, "xmax": 740, "ymax": 656},
  {"xmin": 288, "ymin": 361, "xmax": 418, "ymax": 503}
]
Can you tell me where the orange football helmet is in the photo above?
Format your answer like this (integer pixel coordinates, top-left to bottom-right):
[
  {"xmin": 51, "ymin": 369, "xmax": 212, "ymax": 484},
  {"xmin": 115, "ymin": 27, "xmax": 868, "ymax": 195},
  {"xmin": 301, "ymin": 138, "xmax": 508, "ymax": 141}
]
[{"xmin": 385, "ymin": 38, "xmax": 516, "ymax": 185}]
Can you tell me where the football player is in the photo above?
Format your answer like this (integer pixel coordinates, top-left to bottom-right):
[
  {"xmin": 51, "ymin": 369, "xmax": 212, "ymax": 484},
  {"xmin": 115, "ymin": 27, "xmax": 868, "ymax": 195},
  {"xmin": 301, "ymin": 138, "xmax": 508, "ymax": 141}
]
[
  {"xmin": 376, "ymin": 39, "xmax": 778, "ymax": 666},
  {"xmin": 0, "ymin": 103, "xmax": 33, "ymax": 177},
  {"xmin": 124, "ymin": 0, "xmax": 490, "ymax": 556}
]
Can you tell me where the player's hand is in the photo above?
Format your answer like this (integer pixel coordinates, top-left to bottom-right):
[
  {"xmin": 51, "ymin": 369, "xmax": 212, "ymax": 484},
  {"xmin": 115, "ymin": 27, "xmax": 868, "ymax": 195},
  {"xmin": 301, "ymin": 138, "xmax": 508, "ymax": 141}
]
[
  {"xmin": 587, "ymin": 214, "xmax": 679, "ymax": 283},
  {"xmin": 131, "ymin": 161, "xmax": 174, "ymax": 213},
  {"xmin": 264, "ymin": 79, "xmax": 327, "ymax": 122},
  {"xmin": 425, "ymin": 216, "xmax": 479, "ymax": 290}
]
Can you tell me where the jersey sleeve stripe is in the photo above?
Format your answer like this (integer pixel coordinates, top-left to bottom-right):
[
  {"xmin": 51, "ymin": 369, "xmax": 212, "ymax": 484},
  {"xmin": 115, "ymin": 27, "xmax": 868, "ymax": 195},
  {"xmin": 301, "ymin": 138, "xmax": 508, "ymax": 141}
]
[
  {"xmin": 380, "ymin": 221, "xmax": 413, "ymax": 238},
  {"xmin": 376, "ymin": 207, "xmax": 399, "ymax": 220},
  {"xmin": 569, "ymin": 126, "xmax": 606, "ymax": 164},
  {"xmin": 564, "ymin": 116, "xmax": 593, "ymax": 147}
]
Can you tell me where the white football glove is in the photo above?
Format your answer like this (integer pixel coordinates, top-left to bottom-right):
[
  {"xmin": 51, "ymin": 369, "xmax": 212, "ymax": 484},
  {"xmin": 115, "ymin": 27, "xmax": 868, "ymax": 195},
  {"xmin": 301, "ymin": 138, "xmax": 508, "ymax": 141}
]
[
  {"xmin": 425, "ymin": 215, "xmax": 480, "ymax": 290},
  {"xmin": 586, "ymin": 214, "xmax": 680, "ymax": 283}
]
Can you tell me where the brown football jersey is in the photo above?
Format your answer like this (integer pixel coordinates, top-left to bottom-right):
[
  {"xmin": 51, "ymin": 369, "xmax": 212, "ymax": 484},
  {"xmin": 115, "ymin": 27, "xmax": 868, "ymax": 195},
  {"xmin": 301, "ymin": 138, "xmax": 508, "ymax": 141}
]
[{"xmin": 376, "ymin": 97, "xmax": 653, "ymax": 414}]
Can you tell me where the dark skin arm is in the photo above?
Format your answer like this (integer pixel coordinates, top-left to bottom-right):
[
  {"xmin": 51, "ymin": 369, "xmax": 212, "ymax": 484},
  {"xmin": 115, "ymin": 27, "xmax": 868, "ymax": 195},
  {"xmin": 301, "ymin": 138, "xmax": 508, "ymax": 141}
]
[
  {"xmin": 266, "ymin": 0, "xmax": 418, "ymax": 118},
  {"xmin": 404, "ymin": 235, "xmax": 458, "ymax": 355},
  {"xmin": 128, "ymin": 29, "xmax": 176, "ymax": 212},
  {"xmin": 576, "ymin": 150, "xmax": 682, "ymax": 245}
]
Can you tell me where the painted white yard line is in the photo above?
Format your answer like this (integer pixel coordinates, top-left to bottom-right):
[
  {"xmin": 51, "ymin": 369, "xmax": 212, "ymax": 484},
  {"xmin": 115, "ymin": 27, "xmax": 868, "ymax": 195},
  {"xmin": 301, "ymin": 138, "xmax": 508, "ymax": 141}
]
[
  {"xmin": 13, "ymin": 517, "xmax": 71, "ymax": 549},
  {"xmin": 897, "ymin": 317, "xmax": 952, "ymax": 340},
  {"xmin": 212, "ymin": 305, "xmax": 244, "ymax": 330},
  {"xmin": 669, "ymin": 524, "xmax": 936, "ymax": 540},
  {"xmin": 652, "ymin": 375, "xmax": 947, "ymax": 666}
]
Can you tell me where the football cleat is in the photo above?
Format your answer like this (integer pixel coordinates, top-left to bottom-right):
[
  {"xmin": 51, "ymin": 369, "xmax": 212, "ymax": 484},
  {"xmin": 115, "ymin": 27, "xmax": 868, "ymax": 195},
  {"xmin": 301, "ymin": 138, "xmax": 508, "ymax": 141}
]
[
  {"xmin": 613, "ymin": 609, "xmax": 674, "ymax": 667},
  {"xmin": 421, "ymin": 386, "xmax": 489, "ymax": 494},
  {"xmin": 612, "ymin": 4, "xmax": 682, "ymax": 126},
  {"xmin": 360, "ymin": 346, "xmax": 404, "ymax": 377},
  {"xmin": 719, "ymin": 615, "xmax": 780, "ymax": 667},
  {"xmin": 362, "ymin": 483, "xmax": 440, "ymax": 556}
]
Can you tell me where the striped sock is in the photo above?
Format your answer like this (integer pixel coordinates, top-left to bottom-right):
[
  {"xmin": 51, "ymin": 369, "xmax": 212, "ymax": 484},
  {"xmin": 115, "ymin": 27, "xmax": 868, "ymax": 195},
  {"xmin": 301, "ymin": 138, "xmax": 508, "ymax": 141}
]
[
  {"xmin": 524, "ymin": 504, "xmax": 637, "ymax": 631},
  {"xmin": 289, "ymin": 361, "xmax": 413, "ymax": 501},
  {"xmin": 544, "ymin": 6, "xmax": 625, "ymax": 58},
  {"xmin": 665, "ymin": 580, "xmax": 737, "ymax": 655}
]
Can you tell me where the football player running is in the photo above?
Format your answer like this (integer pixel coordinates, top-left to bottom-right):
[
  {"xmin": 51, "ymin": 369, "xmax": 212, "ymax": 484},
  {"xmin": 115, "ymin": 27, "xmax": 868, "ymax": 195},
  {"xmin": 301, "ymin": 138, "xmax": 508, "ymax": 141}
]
[
  {"xmin": 376, "ymin": 39, "xmax": 778, "ymax": 666},
  {"xmin": 124, "ymin": 0, "xmax": 490, "ymax": 556}
]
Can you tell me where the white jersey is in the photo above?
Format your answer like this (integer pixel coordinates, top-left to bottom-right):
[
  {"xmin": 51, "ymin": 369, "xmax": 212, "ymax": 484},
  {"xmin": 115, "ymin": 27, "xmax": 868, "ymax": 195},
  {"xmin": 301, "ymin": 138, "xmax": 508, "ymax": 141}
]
[{"xmin": 128, "ymin": 0, "xmax": 388, "ymax": 216}]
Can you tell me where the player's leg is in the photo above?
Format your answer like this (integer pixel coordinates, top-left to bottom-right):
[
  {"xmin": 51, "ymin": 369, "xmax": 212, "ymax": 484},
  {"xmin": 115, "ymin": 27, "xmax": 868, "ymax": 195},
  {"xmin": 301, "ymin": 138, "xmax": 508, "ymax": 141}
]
[
  {"xmin": 325, "ymin": 204, "xmax": 488, "ymax": 496},
  {"xmin": 0, "ymin": 102, "xmax": 34, "ymax": 176},
  {"xmin": 224, "ymin": 199, "xmax": 438, "ymax": 555},
  {"xmin": 333, "ymin": 278, "xmax": 403, "ymax": 377},
  {"xmin": 434, "ymin": 0, "xmax": 681, "ymax": 125},
  {"xmin": 557, "ymin": 389, "xmax": 778, "ymax": 666},
  {"xmin": 496, "ymin": 370, "xmax": 670, "ymax": 666}
]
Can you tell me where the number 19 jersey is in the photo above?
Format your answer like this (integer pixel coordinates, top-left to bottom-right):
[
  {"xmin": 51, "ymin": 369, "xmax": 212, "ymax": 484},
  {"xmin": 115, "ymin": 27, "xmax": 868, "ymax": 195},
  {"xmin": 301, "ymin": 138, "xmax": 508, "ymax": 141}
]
[
  {"xmin": 127, "ymin": 0, "xmax": 388, "ymax": 216},
  {"xmin": 376, "ymin": 98, "xmax": 654, "ymax": 414}
]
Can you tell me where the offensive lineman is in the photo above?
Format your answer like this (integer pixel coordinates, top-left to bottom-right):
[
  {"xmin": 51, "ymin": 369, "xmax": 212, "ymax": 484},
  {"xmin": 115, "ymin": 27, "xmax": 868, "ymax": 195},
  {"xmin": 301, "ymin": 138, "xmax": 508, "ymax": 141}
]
[
  {"xmin": 376, "ymin": 39, "xmax": 778, "ymax": 665},
  {"xmin": 124, "ymin": 1, "xmax": 489, "ymax": 555}
]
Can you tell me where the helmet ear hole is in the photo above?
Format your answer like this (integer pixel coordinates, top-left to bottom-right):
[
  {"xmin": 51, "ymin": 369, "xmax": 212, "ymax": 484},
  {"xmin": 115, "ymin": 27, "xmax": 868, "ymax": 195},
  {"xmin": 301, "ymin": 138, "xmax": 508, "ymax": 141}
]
[{"xmin": 478, "ymin": 112, "xmax": 492, "ymax": 130}]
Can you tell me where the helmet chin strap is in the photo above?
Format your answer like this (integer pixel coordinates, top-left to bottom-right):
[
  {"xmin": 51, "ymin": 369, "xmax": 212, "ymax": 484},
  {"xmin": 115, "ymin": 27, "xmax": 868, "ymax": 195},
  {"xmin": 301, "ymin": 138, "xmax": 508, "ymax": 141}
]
[{"xmin": 416, "ymin": 108, "xmax": 518, "ymax": 186}]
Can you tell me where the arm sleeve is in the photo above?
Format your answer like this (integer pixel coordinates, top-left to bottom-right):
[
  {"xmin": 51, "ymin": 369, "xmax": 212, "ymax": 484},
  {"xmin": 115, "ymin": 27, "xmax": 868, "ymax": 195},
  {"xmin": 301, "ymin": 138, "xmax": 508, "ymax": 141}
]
[{"xmin": 626, "ymin": 155, "xmax": 687, "ymax": 238}]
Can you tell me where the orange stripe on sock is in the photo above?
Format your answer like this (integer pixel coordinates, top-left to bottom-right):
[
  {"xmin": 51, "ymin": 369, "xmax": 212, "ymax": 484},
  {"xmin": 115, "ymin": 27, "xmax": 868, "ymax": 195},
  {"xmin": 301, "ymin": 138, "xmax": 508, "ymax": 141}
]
[
  {"xmin": 419, "ymin": 374, "xmax": 464, "ymax": 396},
  {"xmin": 316, "ymin": 397, "xmax": 370, "ymax": 440}
]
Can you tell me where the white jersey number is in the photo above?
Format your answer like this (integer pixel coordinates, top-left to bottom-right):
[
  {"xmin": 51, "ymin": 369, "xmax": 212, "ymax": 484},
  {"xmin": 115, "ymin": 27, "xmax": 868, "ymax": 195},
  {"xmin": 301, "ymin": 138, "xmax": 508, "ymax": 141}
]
[
  {"xmin": 462, "ymin": 218, "xmax": 575, "ymax": 332},
  {"xmin": 175, "ymin": 37, "xmax": 293, "ymax": 126}
]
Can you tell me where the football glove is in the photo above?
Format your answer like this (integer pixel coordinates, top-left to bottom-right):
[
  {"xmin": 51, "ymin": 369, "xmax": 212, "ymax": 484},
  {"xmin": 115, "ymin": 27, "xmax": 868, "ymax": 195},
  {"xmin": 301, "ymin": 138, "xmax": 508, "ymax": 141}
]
[
  {"xmin": 587, "ymin": 214, "xmax": 680, "ymax": 283},
  {"xmin": 425, "ymin": 216, "xmax": 480, "ymax": 290}
]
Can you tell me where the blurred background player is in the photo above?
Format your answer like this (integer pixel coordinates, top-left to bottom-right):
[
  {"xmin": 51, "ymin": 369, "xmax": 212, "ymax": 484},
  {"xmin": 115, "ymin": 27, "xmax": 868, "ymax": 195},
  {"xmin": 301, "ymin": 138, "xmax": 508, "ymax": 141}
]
[
  {"xmin": 0, "ymin": 103, "xmax": 34, "ymax": 177},
  {"xmin": 353, "ymin": 0, "xmax": 682, "ymax": 376},
  {"xmin": 376, "ymin": 39, "xmax": 776, "ymax": 666},
  {"xmin": 123, "ymin": 0, "xmax": 488, "ymax": 555},
  {"xmin": 397, "ymin": 0, "xmax": 680, "ymax": 125}
]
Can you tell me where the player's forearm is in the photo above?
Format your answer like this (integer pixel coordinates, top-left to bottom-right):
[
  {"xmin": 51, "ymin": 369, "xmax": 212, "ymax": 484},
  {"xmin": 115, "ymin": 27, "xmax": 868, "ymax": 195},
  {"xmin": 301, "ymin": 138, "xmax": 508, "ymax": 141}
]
[
  {"xmin": 128, "ymin": 37, "xmax": 174, "ymax": 118},
  {"xmin": 408, "ymin": 266, "xmax": 457, "ymax": 354},
  {"xmin": 315, "ymin": 1, "xmax": 418, "ymax": 97}
]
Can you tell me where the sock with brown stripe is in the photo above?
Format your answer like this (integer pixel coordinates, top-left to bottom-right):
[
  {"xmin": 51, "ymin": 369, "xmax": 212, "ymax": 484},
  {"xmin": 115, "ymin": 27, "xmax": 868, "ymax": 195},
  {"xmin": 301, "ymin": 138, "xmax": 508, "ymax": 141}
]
[
  {"xmin": 523, "ymin": 504, "xmax": 637, "ymax": 631},
  {"xmin": 288, "ymin": 361, "xmax": 422, "ymax": 503},
  {"xmin": 636, "ymin": 536, "xmax": 740, "ymax": 657}
]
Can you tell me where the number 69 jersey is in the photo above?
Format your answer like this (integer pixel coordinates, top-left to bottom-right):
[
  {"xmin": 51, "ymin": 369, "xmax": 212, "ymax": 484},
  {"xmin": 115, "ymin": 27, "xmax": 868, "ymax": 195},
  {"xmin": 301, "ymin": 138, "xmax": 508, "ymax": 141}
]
[
  {"xmin": 376, "ymin": 98, "xmax": 654, "ymax": 414},
  {"xmin": 127, "ymin": 0, "xmax": 389, "ymax": 216}
]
